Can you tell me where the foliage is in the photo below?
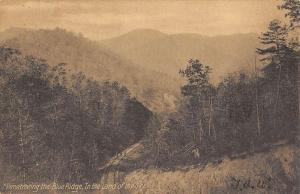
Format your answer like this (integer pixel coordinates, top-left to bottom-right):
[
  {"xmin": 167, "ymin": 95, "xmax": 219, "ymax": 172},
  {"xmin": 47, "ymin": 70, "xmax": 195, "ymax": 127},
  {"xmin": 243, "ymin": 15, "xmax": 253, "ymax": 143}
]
[
  {"xmin": 151, "ymin": 0, "xmax": 299, "ymax": 166},
  {"xmin": 0, "ymin": 46, "xmax": 154, "ymax": 184}
]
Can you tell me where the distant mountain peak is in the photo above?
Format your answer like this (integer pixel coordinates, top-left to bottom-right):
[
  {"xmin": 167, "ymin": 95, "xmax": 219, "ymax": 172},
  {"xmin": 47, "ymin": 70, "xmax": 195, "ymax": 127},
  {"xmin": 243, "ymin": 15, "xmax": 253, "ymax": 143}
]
[
  {"xmin": 102, "ymin": 29, "xmax": 167, "ymax": 45},
  {"xmin": 118, "ymin": 28, "xmax": 167, "ymax": 37},
  {"xmin": 0, "ymin": 27, "xmax": 86, "ymax": 41}
]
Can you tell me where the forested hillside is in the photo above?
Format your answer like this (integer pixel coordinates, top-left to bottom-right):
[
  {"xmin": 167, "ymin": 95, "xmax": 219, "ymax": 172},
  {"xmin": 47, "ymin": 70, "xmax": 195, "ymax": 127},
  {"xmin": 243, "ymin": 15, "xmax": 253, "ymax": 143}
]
[
  {"xmin": 0, "ymin": 28, "xmax": 180, "ymax": 113},
  {"xmin": 148, "ymin": 0, "xmax": 299, "ymax": 167},
  {"xmin": 0, "ymin": 47, "xmax": 157, "ymax": 184}
]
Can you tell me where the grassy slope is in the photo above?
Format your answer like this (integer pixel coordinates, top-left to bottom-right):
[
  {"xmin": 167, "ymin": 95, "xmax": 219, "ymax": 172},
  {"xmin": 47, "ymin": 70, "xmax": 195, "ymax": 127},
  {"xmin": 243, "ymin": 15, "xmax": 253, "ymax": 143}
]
[{"xmin": 100, "ymin": 143, "xmax": 300, "ymax": 194}]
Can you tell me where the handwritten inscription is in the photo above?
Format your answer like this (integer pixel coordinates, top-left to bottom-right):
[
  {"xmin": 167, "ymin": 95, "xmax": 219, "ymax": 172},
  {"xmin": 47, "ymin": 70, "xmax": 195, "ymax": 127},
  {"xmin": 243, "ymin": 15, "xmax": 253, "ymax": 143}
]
[{"xmin": 229, "ymin": 176, "xmax": 274, "ymax": 191}]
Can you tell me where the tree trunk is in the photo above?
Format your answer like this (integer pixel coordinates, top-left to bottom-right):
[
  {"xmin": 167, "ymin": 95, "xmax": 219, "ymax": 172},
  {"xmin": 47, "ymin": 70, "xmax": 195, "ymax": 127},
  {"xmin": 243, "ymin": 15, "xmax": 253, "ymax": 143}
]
[
  {"xmin": 208, "ymin": 97, "xmax": 212, "ymax": 136},
  {"xmin": 198, "ymin": 117, "xmax": 203, "ymax": 145},
  {"xmin": 17, "ymin": 109, "xmax": 26, "ymax": 183},
  {"xmin": 274, "ymin": 64, "xmax": 282, "ymax": 129},
  {"xmin": 254, "ymin": 57, "xmax": 261, "ymax": 136},
  {"xmin": 155, "ymin": 142, "xmax": 160, "ymax": 168},
  {"xmin": 298, "ymin": 61, "xmax": 300, "ymax": 129},
  {"xmin": 69, "ymin": 128, "xmax": 76, "ymax": 182}
]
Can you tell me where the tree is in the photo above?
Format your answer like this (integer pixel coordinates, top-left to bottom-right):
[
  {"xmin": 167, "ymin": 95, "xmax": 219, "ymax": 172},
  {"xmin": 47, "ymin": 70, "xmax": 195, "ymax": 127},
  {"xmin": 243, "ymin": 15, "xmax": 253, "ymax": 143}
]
[
  {"xmin": 179, "ymin": 59, "xmax": 212, "ymax": 100},
  {"xmin": 257, "ymin": 0, "xmax": 299, "ymax": 133},
  {"xmin": 216, "ymin": 73, "xmax": 258, "ymax": 152},
  {"xmin": 279, "ymin": 0, "xmax": 300, "ymax": 125},
  {"xmin": 279, "ymin": 0, "xmax": 300, "ymax": 29},
  {"xmin": 179, "ymin": 59, "xmax": 215, "ymax": 153},
  {"xmin": 257, "ymin": 20, "xmax": 289, "ymax": 64},
  {"xmin": 0, "ymin": 47, "xmax": 154, "ymax": 184}
]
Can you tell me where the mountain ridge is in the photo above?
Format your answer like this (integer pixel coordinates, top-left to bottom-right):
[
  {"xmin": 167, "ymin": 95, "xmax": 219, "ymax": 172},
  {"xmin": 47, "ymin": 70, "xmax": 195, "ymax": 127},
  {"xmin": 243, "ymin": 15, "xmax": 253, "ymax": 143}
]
[
  {"xmin": 101, "ymin": 29, "xmax": 260, "ymax": 84},
  {"xmin": 0, "ymin": 27, "xmax": 180, "ymax": 113}
]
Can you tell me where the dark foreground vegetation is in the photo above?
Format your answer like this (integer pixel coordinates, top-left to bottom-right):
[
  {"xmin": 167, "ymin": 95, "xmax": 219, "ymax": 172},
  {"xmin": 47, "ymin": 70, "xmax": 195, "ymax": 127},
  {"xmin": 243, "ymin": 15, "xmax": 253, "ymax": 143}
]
[{"xmin": 0, "ymin": 47, "xmax": 155, "ymax": 184}]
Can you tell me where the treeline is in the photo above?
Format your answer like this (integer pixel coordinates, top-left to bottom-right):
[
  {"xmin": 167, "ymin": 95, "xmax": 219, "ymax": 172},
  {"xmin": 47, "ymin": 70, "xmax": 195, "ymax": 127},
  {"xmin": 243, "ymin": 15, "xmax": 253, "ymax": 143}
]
[
  {"xmin": 0, "ymin": 47, "xmax": 154, "ymax": 184},
  {"xmin": 151, "ymin": 0, "xmax": 299, "ymax": 166}
]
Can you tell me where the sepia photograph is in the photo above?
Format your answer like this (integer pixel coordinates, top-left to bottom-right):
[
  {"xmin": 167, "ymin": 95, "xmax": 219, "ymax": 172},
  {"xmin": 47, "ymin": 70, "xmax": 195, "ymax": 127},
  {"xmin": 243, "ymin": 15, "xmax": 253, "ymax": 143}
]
[{"xmin": 0, "ymin": 0, "xmax": 299, "ymax": 193}]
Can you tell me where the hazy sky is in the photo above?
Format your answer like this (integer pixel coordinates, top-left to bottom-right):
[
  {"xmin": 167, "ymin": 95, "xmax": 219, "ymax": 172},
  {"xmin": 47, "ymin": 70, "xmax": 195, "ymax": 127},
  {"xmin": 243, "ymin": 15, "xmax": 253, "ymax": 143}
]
[{"xmin": 0, "ymin": 0, "xmax": 286, "ymax": 40}]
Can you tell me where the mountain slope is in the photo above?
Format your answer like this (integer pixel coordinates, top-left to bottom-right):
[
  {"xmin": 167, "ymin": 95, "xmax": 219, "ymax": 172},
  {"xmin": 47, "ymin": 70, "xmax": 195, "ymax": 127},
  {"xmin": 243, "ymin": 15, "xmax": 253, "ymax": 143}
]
[
  {"xmin": 0, "ymin": 28, "xmax": 180, "ymax": 112},
  {"xmin": 102, "ymin": 29, "xmax": 260, "ymax": 83}
]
